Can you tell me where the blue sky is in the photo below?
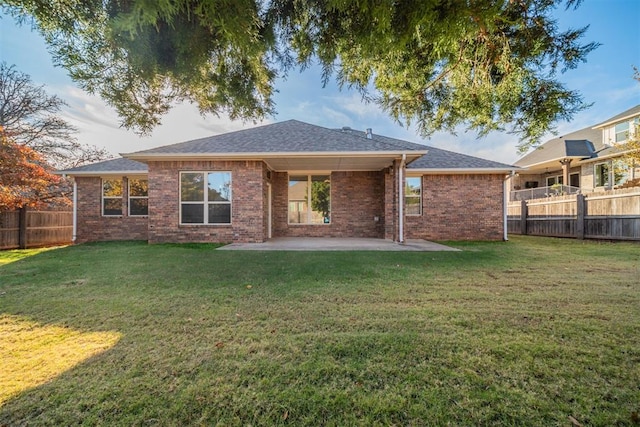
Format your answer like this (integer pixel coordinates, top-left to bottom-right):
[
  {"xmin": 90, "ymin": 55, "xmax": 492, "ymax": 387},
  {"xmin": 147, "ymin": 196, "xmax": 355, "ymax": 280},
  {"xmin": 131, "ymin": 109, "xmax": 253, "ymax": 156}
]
[{"xmin": 1, "ymin": 0, "xmax": 639, "ymax": 164}]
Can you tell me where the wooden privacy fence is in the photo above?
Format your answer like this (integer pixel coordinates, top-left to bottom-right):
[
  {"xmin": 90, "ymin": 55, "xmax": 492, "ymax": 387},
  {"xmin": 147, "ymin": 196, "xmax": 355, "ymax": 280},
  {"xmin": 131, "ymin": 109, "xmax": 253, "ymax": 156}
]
[
  {"xmin": 0, "ymin": 209, "xmax": 73, "ymax": 249},
  {"xmin": 508, "ymin": 188, "xmax": 640, "ymax": 241}
]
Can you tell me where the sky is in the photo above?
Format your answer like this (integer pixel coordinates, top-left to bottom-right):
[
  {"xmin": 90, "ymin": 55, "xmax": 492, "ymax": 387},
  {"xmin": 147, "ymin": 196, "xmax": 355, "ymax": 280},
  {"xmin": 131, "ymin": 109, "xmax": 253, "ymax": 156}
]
[{"xmin": 1, "ymin": 1, "xmax": 639, "ymax": 165}]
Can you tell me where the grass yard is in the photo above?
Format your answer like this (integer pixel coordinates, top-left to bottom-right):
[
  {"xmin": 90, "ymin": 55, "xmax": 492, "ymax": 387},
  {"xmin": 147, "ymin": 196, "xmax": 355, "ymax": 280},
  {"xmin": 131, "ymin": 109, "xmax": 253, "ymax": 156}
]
[{"xmin": 0, "ymin": 236, "xmax": 638, "ymax": 426}]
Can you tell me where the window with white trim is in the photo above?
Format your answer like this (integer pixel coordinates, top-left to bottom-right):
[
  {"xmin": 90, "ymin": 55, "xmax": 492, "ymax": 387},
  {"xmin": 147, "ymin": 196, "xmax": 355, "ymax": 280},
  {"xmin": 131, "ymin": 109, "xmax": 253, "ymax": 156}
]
[
  {"xmin": 615, "ymin": 122, "xmax": 629, "ymax": 143},
  {"xmin": 288, "ymin": 175, "xmax": 330, "ymax": 224},
  {"xmin": 102, "ymin": 179, "xmax": 123, "ymax": 216},
  {"xmin": 180, "ymin": 172, "xmax": 231, "ymax": 224},
  {"xmin": 405, "ymin": 177, "xmax": 422, "ymax": 215},
  {"xmin": 594, "ymin": 162, "xmax": 609, "ymax": 187},
  {"xmin": 128, "ymin": 179, "xmax": 148, "ymax": 216}
]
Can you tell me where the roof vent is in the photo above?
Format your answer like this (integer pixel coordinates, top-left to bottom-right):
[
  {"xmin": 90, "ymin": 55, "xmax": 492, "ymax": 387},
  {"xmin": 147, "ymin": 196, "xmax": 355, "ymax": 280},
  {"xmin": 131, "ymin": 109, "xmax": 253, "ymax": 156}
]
[
  {"xmin": 366, "ymin": 128, "xmax": 373, "ymax": 139},
  {"xmin": 341, "ymin": 126, "xmax": 352, "ymax": 132}
]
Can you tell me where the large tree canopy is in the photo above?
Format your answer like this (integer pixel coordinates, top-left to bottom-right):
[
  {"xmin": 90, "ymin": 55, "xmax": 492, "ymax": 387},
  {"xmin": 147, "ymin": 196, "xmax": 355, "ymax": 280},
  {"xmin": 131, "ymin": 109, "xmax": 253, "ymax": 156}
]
[{"xmin": 2, "ymin": 0, "xmax": 598, "ymax": 149}]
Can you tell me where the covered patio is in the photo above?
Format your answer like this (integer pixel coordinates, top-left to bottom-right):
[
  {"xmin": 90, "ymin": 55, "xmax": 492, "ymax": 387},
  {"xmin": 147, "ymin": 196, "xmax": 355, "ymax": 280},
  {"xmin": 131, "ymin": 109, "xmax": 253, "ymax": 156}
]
[{"xmin": 217, "ymin": 237, "xmax": 460, "ymax": 251}]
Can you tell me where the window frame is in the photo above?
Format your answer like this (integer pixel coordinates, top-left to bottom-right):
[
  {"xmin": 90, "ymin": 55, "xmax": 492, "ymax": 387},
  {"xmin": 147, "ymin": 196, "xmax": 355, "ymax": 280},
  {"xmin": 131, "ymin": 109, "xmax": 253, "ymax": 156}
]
[
  {"xmin": 179, "ymin": 171, "xmax": 232, "ymax": 225},
  {"xmin": 405, "ymin": 176, "xmax": 422, "ymax": 216},
  {"xmin": 614, "ymin": 121, "xmax": 630, "ymax": 143},
  {"xmin": 594, "ymin": 162, "xmax": 610, "ymax": 188},
  {"xmin": 287, "ymin": 174, "xmax": 331, "ymax": 225},
  {"xmin": 128, "ymin": 177, "xmax": 149, "ymax": 217},
  {"xmin": 102, "ymin": 178, "xmax": 123, "ymax": 217}
]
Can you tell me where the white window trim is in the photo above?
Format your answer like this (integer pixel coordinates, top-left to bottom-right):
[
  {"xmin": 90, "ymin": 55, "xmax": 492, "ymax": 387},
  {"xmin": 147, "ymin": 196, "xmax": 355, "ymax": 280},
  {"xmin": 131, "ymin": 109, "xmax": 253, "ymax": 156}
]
[
  {"xmin": 179, "ymin": 171, "xmax": 232, "ymax": 225},
  {"xmin": 405, "ymin": 176, "xmax": 422, "ymax": 216},
  {"xmin": 287, "ymin": 174, "xmax": 331, "ymax": 225},
  {"xmin": 102, "ymin": 178, "xmax": 123, "ymax": 217},
  {"xmin": 128, "ymin": 178, "xmax": 149, "ymax": 217},
  {"xmin": 594, "ymin": 162, "xmax": 609, "ymax": 188},
  {"xmin": 614, "ymin": 121, "xmax": 630, "ymax": 143}
]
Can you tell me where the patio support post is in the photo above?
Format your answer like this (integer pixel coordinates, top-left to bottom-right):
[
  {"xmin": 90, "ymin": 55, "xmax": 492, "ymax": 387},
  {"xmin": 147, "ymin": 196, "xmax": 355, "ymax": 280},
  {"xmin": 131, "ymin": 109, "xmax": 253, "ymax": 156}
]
[
  {"xmin": 560, "ymin": 159, "xmax": 572, "ymax": 187},
  {"xmin": 398, "ymin": 154, "xmax": 406, "ymax": 243}
]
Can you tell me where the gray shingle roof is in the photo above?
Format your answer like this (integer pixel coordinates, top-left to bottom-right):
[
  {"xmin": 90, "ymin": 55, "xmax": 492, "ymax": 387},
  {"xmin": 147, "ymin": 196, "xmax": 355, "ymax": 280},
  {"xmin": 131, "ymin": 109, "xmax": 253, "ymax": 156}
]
[
  {"xmin": 124, "ymin": 120, "xmax": 426, "ymax": 155},
  {"xmin": 408, "ymin": 145, "xmax": 515, "ymax": 170},
  {"xmin": 593, "ymin": 104, "xmax": 640, "ymax": 128},
  {"xmin": 514, "ymin": 126, "xmax": 603, "ymax": 167},
  {"xmin": 58, "ymin": 158, "xmax": 147, "ymax": 174}
]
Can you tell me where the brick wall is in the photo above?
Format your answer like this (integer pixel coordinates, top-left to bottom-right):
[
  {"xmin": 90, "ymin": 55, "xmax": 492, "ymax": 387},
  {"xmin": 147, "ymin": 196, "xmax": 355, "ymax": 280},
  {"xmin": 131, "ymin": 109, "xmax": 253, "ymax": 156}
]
[
  {"xmin": 147, "ymin": 160, "xmax": 265, "ymax": 243},
  {"xmin": 75, "ymin": 177, "xmax": 148, "ymax": 243},
  {"xmin": 272, "ymin": 171, "xmax": 385, "ymax": 238},
  {"xmin": 405, "ymin": 174, "xmax": 505, "ymax": 241}
]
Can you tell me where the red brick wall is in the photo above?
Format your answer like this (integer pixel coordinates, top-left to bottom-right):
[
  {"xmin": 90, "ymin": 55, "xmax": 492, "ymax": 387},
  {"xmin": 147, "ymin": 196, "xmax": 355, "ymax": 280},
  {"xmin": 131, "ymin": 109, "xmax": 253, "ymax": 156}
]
[
  {"xmin": 75, "ymin": 177, "xmax": 148, "ymax": 243},
  {"xmin": 404, "ymin": 174, "xmax": 505, "ymax": 240},
  {"xmin": 272, "ymin": 171, "xmax": 385, "ymax": 238},
  {"xmin": 147, "ymin": 160, "xmax": 265, "ymax": 243}
]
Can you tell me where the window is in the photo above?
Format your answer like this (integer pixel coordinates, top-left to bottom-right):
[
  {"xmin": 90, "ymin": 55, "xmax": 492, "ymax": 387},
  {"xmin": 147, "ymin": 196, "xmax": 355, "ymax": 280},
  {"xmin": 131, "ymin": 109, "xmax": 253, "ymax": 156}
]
[
  {"xmin": 569, "ymin": 173, "xmax": 580, "ymax": 188},
  {"xmin": 180, "ymin": 172, "xmax": 231, "ymax": 224},
  {"xmin": 405, "ymin": 177, "xmax": 422, "ymax": 215},
  {"xmin": 129, "ymin": 179, "xmax": 148, "ymax": 216},
  {"xmin": 612, "ymin": 159, "xmax": 630, "ymax": 186},
  {"xmin": 288, "ymin": 175, "xmax": 330, "ymax": 224},
  {"xmin": 615, "ymin": 122, "xmax": 629, "ymax": 143},
  {"xmin": 595, "ymin": 163, "xmax": 609, "ymax": 187},
  {"xmin": 546, "ymin": 175, "xmax": 563, "ymax": 187},
  {"xmin": 102, "ymin": 179, "xmax": 123, "ymax": 216}
]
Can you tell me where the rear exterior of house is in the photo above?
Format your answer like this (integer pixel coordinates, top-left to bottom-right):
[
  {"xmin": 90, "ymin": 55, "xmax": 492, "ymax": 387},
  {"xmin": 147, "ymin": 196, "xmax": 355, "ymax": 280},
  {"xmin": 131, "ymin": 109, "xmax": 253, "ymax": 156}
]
[{"xmin": 63, "ymin": 120, "xmax": 514, "ymax": 244}]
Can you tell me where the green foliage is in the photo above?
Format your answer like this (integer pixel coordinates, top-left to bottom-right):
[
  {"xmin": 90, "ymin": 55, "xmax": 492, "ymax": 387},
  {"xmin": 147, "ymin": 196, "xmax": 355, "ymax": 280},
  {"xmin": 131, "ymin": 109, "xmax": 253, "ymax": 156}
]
[
  {"xmin": 311, "ymin": 177, "xmax": 330, "ymax": 217},
  {"xmin": 2, "ymin": 0, "xmax": 598, "ymax": 149}
]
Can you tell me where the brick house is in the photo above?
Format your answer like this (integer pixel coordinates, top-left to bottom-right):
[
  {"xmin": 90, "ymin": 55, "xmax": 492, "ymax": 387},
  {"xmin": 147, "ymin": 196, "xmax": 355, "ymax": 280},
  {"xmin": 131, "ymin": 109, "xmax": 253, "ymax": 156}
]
[{"xmin": 60, "ymin": 120, "xmax": 516, "ymax": 244}]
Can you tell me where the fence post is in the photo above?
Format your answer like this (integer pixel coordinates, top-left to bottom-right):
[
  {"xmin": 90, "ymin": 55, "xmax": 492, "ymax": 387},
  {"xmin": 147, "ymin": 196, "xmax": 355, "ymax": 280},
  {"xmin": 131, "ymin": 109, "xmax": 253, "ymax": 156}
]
[
  {"xmin": 520, "ymin": 200, "xmax": 528, "ymax": 235},
  {"xmin": 576, "ymin": 194, "xmax": 585, "ymax": 240},
  {"xmin": 18, "ymin": 206, "xmax": 28, "ymax": 249}
]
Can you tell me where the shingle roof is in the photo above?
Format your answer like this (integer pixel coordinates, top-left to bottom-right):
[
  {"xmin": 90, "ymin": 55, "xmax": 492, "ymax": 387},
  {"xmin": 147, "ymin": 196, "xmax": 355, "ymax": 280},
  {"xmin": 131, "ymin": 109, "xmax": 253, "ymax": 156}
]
[
  {"xmin": 592, "ymin": 104, "xmax": 640, "ymax": 129},
  {"xmin": 514, "ymin": 126, "xmax": 602, "ymax": 167},
  {"xmin": 408, "ymin": 145, "xmax": 515, "ymax": 170},
  {"xmin": 125, "ymin": 120, "xmax": 426, "ymax": 156},
  {"xmin": 58, "ymin": 158, "xmax": 147, "ymax": 174}
]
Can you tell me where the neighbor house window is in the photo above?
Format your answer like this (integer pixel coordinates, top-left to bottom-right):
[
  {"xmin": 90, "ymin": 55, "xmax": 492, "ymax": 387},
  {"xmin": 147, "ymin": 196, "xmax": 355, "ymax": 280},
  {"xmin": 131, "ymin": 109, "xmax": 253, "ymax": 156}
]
[
  {"xmin": 615, "ymin": 122, "xmax": 629, "ymax": 143},
  {"xmin": 546, "ymin": 175, "xmax": 563, "ymax": 187},
  {"xmin": 288, "ymin": 175, "xmax": 330, "ymax": 224},
  {"xmin": 102, "ymin": 179, "xmax": 123, "ymax": 216},
  {"xmin": 594, "ymin": 163, "xmax": 609, "ymax": 187},
  {"xmin": 128, "ymin": 179, "xmax": 148, "ymax": 216},
  {"xmin": 405, "ymin": 177, "xmax": 422, "ymax": 215},
  {"xmin": 180, "ymin": 172, "xmax": 231, "ymax": 224}
]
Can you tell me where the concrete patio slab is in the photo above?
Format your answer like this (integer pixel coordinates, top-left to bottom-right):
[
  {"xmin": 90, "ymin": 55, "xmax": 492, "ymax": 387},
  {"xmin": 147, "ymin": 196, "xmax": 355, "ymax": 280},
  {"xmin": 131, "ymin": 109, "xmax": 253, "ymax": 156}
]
[{"xmin": 217, "ymin": 237, "xmax": 460, "ymax": 251}]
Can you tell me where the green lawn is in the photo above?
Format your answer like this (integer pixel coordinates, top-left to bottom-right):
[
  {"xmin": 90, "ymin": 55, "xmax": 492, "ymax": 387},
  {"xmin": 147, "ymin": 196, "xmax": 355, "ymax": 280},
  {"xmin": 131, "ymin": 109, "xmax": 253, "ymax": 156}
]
[{"xmin": 0, "ymin": 236, "xmax": 638, "ymax": 426}]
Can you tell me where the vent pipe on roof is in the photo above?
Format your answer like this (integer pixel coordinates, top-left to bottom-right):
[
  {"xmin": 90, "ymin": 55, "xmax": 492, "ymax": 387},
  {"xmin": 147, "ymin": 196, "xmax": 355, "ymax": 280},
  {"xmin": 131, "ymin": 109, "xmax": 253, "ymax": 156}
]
[
  {"xmin": 342, "ymin": 126, "xmax": 351, "ymax": 132},
  {"xmin": 366, "ymin": 128, "xmax": 373, "ymax": 139}
]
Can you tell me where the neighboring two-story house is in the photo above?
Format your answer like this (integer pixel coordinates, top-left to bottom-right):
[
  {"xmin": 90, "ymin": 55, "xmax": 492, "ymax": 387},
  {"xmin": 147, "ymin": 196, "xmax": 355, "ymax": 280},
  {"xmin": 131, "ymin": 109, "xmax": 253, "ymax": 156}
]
[{"xmin": 510, "ymin": 105, "xmax": 640, "ymax": 200}]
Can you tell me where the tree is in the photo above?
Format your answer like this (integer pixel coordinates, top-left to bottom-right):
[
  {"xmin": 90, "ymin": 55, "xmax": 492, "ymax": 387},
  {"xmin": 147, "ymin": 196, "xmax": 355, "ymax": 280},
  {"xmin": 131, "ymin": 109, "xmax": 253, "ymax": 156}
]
[
  {"xmin": 0, "ymin": 62, "xmax": 110, "ymax": 169},
  {"xmin": 0, "ymin": 127, "xmax": 61, "ymax": 210},
  {"xmin": 2, "ymin": 0, "xmax": 598, "ymax": 150}
]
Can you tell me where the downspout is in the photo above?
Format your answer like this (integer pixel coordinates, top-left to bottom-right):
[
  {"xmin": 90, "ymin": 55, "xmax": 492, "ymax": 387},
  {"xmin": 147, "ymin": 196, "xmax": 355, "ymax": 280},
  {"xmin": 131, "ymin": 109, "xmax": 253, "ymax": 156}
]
[
  {"xmin": 398, "ymin": 156, "xmax": 404, "ymax": 243},
  {"xmin": 72, "ymin": 178, "xmax": 77, "ymax": 242},
  {"xmin": 503, "ymin": 171, "xmax": 515, "ymax": 241}
]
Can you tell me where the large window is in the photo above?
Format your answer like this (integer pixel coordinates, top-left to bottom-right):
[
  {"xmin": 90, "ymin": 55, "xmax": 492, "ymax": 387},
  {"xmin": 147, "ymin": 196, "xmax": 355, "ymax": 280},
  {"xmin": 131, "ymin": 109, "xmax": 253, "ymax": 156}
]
[
  {"xmin": 102, "ymin": 179, "xmax": 123, "ymax": 216},
  {"xmin": 288, "ymin": 175, "xmax": 330, "ymax": 224},
  {"xmin": 180, "ymin": 172, "xmax": 232, "ymax": 224},
  {"xmin": 405, "ymin": 177, "xmax": 422, "ymax": 215},
  {"xmin": 615, "ymin": 122, "xmax": 629, "ymax": 143},
  {"xmin": 129, "ymin": 179, "xmax": 148, "ymax": 216}
]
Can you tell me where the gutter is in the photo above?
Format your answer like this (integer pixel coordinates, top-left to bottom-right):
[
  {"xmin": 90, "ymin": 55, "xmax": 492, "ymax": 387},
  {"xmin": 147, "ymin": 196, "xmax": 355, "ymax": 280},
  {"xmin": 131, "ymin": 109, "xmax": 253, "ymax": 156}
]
[
  {"xmin": 72, "ymin": 179, "xmax": 77, "ymax": 242},
  {"xmin": 503, "ymin": 171, "xmax": 516, "ymax": 241},
  {"xmin": 398, "ymin": 154, "xmax": 406, "ymax": 244}
]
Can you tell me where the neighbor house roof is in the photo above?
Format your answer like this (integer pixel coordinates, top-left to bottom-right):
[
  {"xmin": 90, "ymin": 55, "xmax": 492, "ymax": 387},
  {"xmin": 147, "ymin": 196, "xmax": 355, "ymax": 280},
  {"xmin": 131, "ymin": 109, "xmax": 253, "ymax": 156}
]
[
  {"xmin": 514, "ymin": 126, "xmax": 603, "ymax": 168},
  {"xmin": 592, "ymin": 104, "xmax": 640, "ymax": 129}
]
